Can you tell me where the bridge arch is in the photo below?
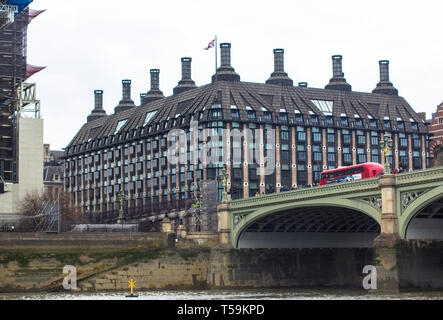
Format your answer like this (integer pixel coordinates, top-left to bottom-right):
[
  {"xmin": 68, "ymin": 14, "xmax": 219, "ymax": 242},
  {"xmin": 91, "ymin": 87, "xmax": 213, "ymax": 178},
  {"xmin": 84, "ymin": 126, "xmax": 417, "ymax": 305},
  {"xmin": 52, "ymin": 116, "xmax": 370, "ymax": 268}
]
[
  {"xmin": 400, "ymin": 185, "xmax": 443, "ymax": 239},
  {"xmin": 232, "ymin": 198, "xmax": 381, "ymax": 248}
]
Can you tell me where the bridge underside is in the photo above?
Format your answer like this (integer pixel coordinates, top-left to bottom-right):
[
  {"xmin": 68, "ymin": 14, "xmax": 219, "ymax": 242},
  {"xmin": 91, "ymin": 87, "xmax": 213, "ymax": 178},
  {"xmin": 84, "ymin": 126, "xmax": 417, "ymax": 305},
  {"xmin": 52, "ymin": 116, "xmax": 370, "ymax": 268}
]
[
  {"xmin": 406, "ymin": 196, "xmax": 443, "ymax": 240},
  {"xmin": 238, "ymin": 206, "xmax": 380, "ymax": 249}
]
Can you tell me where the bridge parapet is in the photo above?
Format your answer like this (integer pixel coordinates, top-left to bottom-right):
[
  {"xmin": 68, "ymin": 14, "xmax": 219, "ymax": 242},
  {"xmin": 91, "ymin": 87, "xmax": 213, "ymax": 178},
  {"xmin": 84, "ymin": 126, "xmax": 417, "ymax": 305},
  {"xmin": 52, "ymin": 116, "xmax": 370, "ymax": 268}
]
[
  {"xmin": 395, "ymin": 167, "xmax": 443, "ymax": 186},
  {"xmin": 230, "ymin": 177, "xmax": 380, "ymax": 212}
]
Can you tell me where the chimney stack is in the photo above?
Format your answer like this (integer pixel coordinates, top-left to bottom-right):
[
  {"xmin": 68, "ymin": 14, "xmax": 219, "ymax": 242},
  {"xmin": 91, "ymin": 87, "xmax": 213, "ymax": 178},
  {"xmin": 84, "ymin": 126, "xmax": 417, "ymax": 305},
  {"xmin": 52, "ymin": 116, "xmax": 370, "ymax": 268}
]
[
  {"xmin": 173, "ymin": 57, "xmax": 196, "ymax": 95},
  {"xmin": 150, "ymin": 69, "xmax": 160, "ymax": 91},
  {"xmin": 181, "ymin": 57, "xmax": 192, "ymax": 80},
  {"xmin": 114, "ymin": 79, "xmax": 135, "ymax": 113},
  {"xmin": 122, "ymin": 79, "xmax": 131, "ymax": 100},
  {"xmin": 372, "ymin": 60, "xmax": 398, "ymax": 96},
  {"xmin": 325, "ymin": 55, "xmax": 351, "ymax": 91},
  {"xmin": 143, "ymin": 69, "xmax": 164, "ymax": 104},
  {"xmin": 87, "ymin": 89, "xmax": 107, "ymax": 122},
  {"xmin": 212, "ymin": 42, "xmax": 240, "ymax": 83},
  {"xmin": 94, "ymin": 90, "xmax": 103, "ymax": 110},
  {"xmin": 140, "ymin": 93, "xmax": 146, "ymax": 105},
  {"xmin": 266, "ymin": 48, "xmax": 293, "ymax": 86}
]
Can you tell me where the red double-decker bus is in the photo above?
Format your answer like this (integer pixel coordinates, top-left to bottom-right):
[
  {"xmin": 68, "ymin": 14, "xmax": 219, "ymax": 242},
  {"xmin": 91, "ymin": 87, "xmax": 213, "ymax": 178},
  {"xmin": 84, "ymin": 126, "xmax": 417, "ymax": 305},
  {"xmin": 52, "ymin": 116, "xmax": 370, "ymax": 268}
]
[{"xmin": 319, "ymin": 163, "xmax": 384, "ymax": 186}]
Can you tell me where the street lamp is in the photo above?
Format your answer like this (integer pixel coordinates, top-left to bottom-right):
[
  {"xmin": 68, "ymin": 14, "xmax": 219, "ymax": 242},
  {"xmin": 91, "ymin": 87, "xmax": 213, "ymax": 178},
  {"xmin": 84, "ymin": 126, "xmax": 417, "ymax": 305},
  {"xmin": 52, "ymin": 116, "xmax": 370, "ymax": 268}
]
[
  {"xmin": 380, "ymin": 133, "xmax": 393, "ymax": 174},
  {"xmin": 118, "ymin": 190, "xmax": 125, "ymax": 222},
  {"xmin": 217, "ymin": 167, "xmax": 229, "ymax": 201}
]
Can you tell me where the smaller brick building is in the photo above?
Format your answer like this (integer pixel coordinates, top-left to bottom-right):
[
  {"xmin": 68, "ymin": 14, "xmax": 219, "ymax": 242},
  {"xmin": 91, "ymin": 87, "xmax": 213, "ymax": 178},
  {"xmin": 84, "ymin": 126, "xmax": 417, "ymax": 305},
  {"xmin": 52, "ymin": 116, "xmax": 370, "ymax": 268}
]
[{"xmin": 429, "ymin": 102, "xmax": 443, "ymax": 167}]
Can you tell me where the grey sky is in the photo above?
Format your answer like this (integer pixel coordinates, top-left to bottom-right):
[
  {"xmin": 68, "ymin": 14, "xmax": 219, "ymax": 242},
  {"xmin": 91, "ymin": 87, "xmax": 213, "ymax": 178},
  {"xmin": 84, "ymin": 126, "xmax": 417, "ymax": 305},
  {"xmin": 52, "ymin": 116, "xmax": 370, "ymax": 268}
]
[{"xmin": 27, "ymin": 0, "xmax": 443, "ymax": 150}]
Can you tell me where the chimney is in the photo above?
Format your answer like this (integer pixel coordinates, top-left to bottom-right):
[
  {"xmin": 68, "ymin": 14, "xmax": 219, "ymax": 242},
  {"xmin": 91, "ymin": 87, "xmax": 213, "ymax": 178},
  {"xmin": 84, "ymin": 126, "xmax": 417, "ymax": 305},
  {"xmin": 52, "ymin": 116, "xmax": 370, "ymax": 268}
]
[
  {"xmin": 325, "ymin": 55, "xmax": 351, "ymax": 91},
  {"xmin": 332, "ymin": 55, "xmax": 343, "ymax": 77},
  {"xmin": 150, "ymin": 69, "xmax": 160, "ymax": 91},
  {"xmin": 220, "ymin": 43, "xmax": 231, "ymax": 66},
  {"xmin": 140, "ymin": 93, "xmax": 146, "ymax": 105},
  {"xmin": 122, "ymin": 79, "xmax": 131, "ymax": 100},
  {"xmin": 372, "ymin": 60, "xmax": 398, "ymax": 96},
  {"xmin": 143, "ymin": 69, "xmax": 164, "ymax": 104},
  {"xmin": 94, "ymin": 90, "xmax": 103, "ymax": 109},
  {"xmin": 266, "ymin": 48, "xmax": 293, "ymax": 86},
  {"xmin": 87, "ymin": 89, "xmax": 107, "ymax": 122},
  {"xmin": 181, "ymin": 57, "xmax": 192, "ymax": 79},
  {"xmin": 173, "ymin": 57, "xmax": 196, "ymax": 95},
  {"xmin": 274, "ymin": 48, "xmax": 284, "ymax": 72},
  {"xmin": 114, "ymin": 79, "xmax": 135, "ymax": 113},
  {"xmin": 212, "ymin": 42, "xmax": 240, "ymax": 83}
]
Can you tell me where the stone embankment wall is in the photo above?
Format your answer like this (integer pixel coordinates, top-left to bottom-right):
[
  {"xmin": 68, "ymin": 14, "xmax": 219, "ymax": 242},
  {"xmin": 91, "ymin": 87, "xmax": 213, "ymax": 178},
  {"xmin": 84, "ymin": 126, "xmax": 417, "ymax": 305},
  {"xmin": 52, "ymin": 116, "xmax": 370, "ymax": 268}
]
[
  {"xmin": 0, "ymin": 233, "xmax": 441, "ymax": 292},
  {"xmin": 0, "ymin": 232, "xmax": 373, "ymax": 292},
  {"xmin": 396, "ymin": 240, "xmax": 443, "ymax": 289}
]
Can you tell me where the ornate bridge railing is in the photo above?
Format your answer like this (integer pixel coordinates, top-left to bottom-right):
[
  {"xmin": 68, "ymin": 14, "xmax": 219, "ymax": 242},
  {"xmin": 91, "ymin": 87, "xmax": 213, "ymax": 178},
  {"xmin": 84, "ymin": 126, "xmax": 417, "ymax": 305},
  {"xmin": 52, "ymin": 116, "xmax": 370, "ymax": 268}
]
[{"xmin": 230, "ymin": 177, "xmax": 381, "ymax": 214}]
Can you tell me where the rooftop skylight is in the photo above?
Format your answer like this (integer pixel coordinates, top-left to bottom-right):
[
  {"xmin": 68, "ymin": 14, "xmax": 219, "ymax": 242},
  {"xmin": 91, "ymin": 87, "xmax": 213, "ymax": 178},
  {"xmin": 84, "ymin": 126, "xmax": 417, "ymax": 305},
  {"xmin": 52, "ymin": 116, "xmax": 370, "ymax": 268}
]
[
  {"xmin": 143, "ymin": 110, "xmax": 157, "ymax": 126},
  {"xmin": 310, "ymin": 99, "xmax": 333, "ymax": 114},
  {"xmin": 114, "ymin": 119, "xmax": 128, "ymax": 134}
]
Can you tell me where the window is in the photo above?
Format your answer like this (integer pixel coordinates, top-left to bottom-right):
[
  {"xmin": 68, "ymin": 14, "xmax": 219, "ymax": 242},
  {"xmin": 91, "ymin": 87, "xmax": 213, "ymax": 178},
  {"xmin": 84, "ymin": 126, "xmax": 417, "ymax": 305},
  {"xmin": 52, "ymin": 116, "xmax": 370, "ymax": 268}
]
[
  {"xmin": 247, "ymin": 111, "xmax": 256, "ymax": 119},
  {"xmin": 211, "ymin": 109, "xmax": 222, "ymax": 117},
  {"xmin": 400, "ymin": 138, "xmax": 408, "ymax": 147},
  {"xmin": 280, "ymin": 130, "xmax": 289, "ymax": 141},
  {"xmin": 311, "ymin": 115, "xmax": 319, "ymax": 124},
  {"xmin": 439, "ymin": 118, "xmax": 443, "ymax": 124},
  {"xmin": 264, "ymin": 112, "xmax": 272, "ymax": 120},
  {"xmin": 357, "ymin": 134, "xmax": 366, "ymax": 145},
  {"xmin": 114, "ymin": 119, "xmax": 128, "ymax": 134},
  {"xmin": 295, "ymin": 114, "xmax": 303, "ymax": 123}
]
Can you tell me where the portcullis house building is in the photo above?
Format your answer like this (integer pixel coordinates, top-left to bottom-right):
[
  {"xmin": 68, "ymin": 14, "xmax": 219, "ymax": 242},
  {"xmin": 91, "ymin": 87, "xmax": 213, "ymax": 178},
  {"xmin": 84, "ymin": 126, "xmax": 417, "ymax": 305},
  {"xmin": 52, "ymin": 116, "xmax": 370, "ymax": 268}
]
[{"xmin": 64, "ymin": 43, "xmax": 429, "ymax": 222}]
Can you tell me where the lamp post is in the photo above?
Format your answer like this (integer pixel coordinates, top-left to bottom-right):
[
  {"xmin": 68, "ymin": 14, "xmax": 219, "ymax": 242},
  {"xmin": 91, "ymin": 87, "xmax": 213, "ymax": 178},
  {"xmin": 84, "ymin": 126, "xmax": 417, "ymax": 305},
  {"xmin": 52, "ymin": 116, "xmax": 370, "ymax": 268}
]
[
  {"xmin": 118, "ymin": 190, "xmax": 125, "ymax": 223},
  {"xmin": 218, "ymin": 167, "xmax": 229, "ymax": 201},
  {"xmin": 380, "ymin": 133, "xmax": 393, "ymax": 174}
]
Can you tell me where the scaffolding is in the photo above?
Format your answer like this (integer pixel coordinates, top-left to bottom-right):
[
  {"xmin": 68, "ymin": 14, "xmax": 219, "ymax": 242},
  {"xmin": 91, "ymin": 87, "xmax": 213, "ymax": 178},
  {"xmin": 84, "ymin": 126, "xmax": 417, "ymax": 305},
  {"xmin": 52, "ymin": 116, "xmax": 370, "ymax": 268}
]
[
  {"xmin": 0, "ymin": 6, "xmax": 28, "ymax": 183},
  {"xmin": 178, "ymin": 180, "xmax": 219, "ymax": 233},
  {"xmin": 0, "ymin": 4, "xmax": 18, "ymax": 30},
  {"xmin": 30, "ymin": 197, "xmax": 60, "ymax": 232}
]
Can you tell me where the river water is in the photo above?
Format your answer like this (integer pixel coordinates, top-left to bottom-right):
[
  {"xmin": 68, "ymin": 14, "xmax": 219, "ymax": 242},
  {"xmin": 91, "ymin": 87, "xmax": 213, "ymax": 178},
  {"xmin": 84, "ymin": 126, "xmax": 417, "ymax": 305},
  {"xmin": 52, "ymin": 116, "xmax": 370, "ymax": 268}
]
[{"xmin": 1, "ymin": 288, "xmax": 442, "ymax": 300}]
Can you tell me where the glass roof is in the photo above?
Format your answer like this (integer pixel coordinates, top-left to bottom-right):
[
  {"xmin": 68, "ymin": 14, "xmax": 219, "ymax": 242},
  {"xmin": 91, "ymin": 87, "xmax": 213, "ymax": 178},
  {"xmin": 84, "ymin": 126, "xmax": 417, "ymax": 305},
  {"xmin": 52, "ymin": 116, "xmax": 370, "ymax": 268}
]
[
  {"xmin": 114, "ymin": 119, "xmax": 128, "ymax": 134},
  {"xmin": 310, "ymin": 99, "xmax": 333, "ymax": 114},
  {"xmin": 143, "ymin": 110, "xmax": 157, "ymax": 126}
]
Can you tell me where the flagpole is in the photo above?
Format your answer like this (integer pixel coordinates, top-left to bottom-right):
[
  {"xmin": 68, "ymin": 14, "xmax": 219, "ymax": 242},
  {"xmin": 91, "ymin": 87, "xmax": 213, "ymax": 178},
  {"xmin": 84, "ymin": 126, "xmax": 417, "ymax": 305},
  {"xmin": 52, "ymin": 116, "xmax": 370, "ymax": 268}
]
[{"xmin": 215, "ymin": 35, "xmax": 218, "ymax": 73}]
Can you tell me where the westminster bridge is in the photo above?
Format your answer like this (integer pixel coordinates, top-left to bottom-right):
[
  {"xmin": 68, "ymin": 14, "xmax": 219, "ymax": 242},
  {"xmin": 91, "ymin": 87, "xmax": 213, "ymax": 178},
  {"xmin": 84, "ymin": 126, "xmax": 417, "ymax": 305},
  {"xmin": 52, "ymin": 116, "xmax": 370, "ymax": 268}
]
[{"xmin": 216, "ymin": 167, "xmax": 443, "ymax": 249}]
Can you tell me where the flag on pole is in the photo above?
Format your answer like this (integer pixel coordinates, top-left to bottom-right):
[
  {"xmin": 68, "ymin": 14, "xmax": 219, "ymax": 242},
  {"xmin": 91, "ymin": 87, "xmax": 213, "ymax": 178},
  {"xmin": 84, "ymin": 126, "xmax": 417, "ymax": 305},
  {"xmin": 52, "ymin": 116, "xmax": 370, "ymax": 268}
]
[{"xmin": 204, "ymin": 38, "xmax": 215, "ymax": 50}]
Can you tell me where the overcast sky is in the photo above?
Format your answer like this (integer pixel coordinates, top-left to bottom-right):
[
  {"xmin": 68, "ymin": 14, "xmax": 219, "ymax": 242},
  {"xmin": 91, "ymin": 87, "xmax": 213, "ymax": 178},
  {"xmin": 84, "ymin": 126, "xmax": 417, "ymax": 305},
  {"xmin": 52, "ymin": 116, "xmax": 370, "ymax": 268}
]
[{"xmin": 27, "ymin": 0, "xmax": 443, "ymax": 150}]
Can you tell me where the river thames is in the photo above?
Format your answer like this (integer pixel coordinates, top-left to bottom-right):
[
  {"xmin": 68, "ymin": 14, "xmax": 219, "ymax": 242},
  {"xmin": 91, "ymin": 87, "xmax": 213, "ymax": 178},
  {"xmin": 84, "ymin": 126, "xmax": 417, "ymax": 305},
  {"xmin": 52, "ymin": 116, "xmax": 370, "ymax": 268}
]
[{"xmin": 1, "ymin": 288, "xmax": 442, "ymax": 300}]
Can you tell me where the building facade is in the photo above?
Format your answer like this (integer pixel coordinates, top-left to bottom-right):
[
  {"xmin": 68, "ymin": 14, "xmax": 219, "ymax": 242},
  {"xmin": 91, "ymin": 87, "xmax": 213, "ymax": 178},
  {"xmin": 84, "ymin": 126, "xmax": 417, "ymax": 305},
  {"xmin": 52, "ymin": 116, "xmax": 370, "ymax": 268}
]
[
  {"xmin": 429, "ymin": 102, "xmax": 443, "ymax": 167},
  {"xmin": 43, "ymin": 144, "xmax": 64, "ymax": 198},
  {"xmin": 0, "ymin": 2, "xmax": 44, "ymax": 226},
  {"xmin": 64, "ymin": 44, "xmax": 429, "ymax": 221}
]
